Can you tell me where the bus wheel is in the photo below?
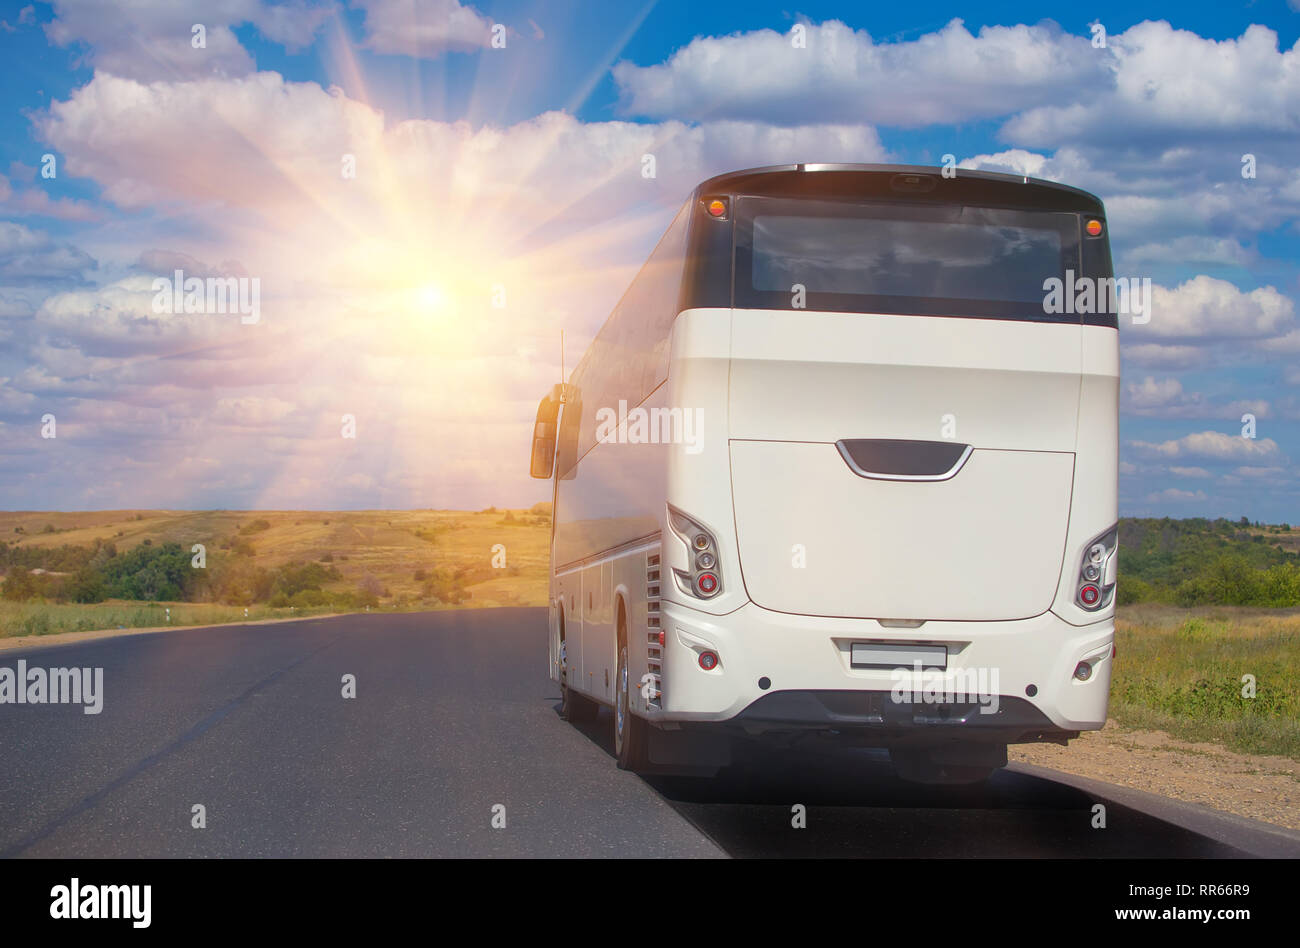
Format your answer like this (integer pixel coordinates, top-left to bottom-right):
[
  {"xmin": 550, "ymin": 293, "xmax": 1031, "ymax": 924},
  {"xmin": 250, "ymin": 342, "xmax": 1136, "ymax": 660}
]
[{"xmin": 614, "ymin": 639, "xmax": 650, "ymax": 771}]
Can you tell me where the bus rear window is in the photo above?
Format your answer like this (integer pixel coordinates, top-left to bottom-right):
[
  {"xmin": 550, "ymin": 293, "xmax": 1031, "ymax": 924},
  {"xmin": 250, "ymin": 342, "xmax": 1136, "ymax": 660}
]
[{"xmin": 735, "ymin": 197, "xmax": 1083, "ymax": 321}]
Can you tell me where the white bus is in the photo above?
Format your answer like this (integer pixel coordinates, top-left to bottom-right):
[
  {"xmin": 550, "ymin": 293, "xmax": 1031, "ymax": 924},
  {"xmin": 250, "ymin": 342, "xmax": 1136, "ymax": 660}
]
[{"xmin": 530, "ymin": 164, "xmax": 1119, "ymax": 784}]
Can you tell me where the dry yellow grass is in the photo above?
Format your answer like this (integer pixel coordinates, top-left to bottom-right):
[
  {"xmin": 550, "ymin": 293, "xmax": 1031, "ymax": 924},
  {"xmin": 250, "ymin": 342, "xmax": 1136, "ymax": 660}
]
[{"xmin": 0, "ymin": 508, "xmax": 551, "ymax": 615}]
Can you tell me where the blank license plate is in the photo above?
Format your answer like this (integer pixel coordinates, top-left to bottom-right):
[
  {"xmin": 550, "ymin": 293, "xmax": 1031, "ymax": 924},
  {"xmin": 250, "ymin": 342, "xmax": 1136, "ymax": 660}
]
[{"xmin": 850, "ymin": 643, "xmax": 947, "ymax": 670}]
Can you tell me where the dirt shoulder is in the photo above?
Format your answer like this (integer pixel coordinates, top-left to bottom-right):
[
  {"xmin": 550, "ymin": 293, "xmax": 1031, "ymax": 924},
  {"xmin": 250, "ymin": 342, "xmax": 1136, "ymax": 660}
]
[{"xmin": 1011, "ymin": 719, "xmax": 1300, "ymax": 831}]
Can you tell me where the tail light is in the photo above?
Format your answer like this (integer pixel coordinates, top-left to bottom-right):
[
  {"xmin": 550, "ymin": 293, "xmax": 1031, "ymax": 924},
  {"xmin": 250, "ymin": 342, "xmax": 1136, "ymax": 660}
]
[
  {"xmin": 667, "ymin": 505, "xmax": 723, "ymax": 599},
  {"xmin": 1075, "ymin": 525, "xmax": 1118, "ymax": 611}
]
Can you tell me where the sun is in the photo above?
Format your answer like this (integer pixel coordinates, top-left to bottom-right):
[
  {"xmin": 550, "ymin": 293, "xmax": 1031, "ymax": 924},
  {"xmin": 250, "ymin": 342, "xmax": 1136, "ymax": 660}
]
[{"xmin": 415, "ymin": 283, "xmax": 445, "ymax": 311}]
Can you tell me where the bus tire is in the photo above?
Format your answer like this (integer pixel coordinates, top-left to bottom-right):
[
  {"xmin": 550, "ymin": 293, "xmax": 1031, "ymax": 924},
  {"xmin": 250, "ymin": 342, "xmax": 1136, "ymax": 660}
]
[{"xmin": 614, "ymin": 637, "xmax": 650, "ymax": 771}]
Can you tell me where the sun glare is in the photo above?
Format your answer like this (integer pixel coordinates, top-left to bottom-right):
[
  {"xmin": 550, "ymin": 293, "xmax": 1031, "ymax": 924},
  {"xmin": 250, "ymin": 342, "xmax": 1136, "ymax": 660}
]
[{"xmin": 415, "ymin": 283, "xmax": 445, "ymax": 311}]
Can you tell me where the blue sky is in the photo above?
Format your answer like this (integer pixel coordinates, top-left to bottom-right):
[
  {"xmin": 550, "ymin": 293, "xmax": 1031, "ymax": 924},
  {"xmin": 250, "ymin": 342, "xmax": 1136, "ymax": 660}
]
[{"xmin": 0, "ymin": 0, "xmax": 1298, "ymax": 519}]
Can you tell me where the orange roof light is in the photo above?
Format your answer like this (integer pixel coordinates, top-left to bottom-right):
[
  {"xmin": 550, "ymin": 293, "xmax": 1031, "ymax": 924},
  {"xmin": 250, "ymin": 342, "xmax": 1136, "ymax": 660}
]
[
  {"xmin": 1085, "ymin": 218, "xmax": 1104, "ymax": 237},
  {"xmin": 707, "ymin": 198, "xmax": 727, "ymax": 217}
]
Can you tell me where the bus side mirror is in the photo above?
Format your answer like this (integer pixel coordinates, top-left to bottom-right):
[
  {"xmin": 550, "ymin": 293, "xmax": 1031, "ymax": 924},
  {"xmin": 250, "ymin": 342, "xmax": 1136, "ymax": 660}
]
[{"xmin": 530, "ymin": 393, "xmax": 560, "ymax": 479}]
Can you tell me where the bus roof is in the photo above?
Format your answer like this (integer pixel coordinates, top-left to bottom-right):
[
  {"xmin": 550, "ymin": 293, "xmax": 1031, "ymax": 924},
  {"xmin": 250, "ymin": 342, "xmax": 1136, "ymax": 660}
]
[{"xmin": 693, "ymin": 163, "xmax": 1106, "ymax": 215}]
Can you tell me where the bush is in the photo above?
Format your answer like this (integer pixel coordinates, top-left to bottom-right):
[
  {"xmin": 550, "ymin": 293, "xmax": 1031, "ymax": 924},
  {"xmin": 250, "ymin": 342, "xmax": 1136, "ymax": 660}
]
[{"xmin": 1116, "ymin": 577, "xmax": 1153, "ymax": 605}]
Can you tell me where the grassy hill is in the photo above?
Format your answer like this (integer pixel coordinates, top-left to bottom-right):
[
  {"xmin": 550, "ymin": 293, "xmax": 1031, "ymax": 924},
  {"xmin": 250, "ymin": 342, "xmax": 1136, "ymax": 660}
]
[
  {"xmin": 0, "ymin": 507, "xmax": 551, "ymax": 637},
  {"xmin": 1118, "ymin": 517, "xmax": 1300, "ymax": 606}
]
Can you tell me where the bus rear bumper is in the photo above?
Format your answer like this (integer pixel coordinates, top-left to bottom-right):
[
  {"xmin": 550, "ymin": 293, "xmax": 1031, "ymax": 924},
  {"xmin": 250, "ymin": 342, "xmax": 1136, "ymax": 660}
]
[
  {"xmin": 714, "ymin": 691, "xmax": 1076, "ymax": 747},
  {"xmin": 646, "ymin": 599, "xmax": 1114, "ymax": 737}
]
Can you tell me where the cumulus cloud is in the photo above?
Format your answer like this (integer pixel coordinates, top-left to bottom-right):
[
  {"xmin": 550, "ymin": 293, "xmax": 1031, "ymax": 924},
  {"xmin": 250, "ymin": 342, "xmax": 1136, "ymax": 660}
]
[
  {"xmin": 0, "ymin": 182, "xmax": 102, "ymax": 221},
  {"xmin": 1001, "ymin": 22, "xmax": 1300, "ymax": 148},
  {"xmin": 1129, "ymin": 276, "xmax": 1294, "ymax": 343},
  {"xmin": 1128, "ymin": 430, "xmax": 1282, "ymax": 461},
  {"xmin": 1124, "ymin": 236, "xmax": 1258, "ymax": 267},
  {"xmin": 42, "ymin": 0, "xmax": 334, "ymax": 80},
  {"xmin": 1146, "ymin": 487, "xmax": 1208, "ymax": 502},
  {"xmin": 355, "ymin": 0, "xmax": 493, "ymax": 56},
  {"xmin": 36, "ymin": 72, "xmax": 887, "ymax": 221},
  {"xmin": 615, "ymin": 19, "xmax": 1300, "ymax": 147},
  {"xmin": 1124, "ymin": 376, "xmax": 1188, "ymax": 411},
  {"xmin": 0, "ymin": 222, "xmax": 95, "ymax": 283},
  {"xmin": 614, "ymin": 19, "xmax": 1103, "ymax": 128},
  {"xmin": 1122, "ymin": 375, "xmax": 1272, "ymax": 419},
  {"xmin": 210, "ymin": 395, "xmax": 299, "ymax": 427}
]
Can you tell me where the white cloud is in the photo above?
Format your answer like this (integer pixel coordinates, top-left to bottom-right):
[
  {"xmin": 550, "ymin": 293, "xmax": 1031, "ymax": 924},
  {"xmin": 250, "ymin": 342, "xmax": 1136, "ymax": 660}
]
[
  {"xmin": 355, "ymin": 0, "xmax": 492, "ymax": 56},
  {"xmin": 613, "ymin": 19, "xmax": 1300, "ymax": 150},
  {"xmin": 37, "ymin": 72, "xmax": 888, "ymax": 219},
  {"xmin": 1121, "ymin": 376, "xmax": 1272, "ymax": 419},
  {"xmin": 1124, "ymin": 375, "xmax": 1188, "ymax": 410},
  {"xmin": 1234, "ymin": 465, "xmax": 1289, "ymax": 479},
  {"xmin": 614, "ymin": 19, "xmax": 1103, "ymax": 128},
  {"xmin": 42, "ymin": 0, "xmax": 333, "ymax": 80},
  {"xmin": 1131, "ymin": 276, "xmax": 1294, "ymax": 342},
  {"xmin": 0, "ymin": 221, "xmax": 95, "ymax": 282},
  {"xmin": 211, "ymin": 395, "xmax": 299, "ymax": 427},
  {"xmin": 1128, "ymin": 430, "xmax": 1282, "ymax": 461},
  {"xmin": 1124, "ymin": 236, "xmax": 1258, "ymax": 267},
  {"xmin": 1001, "ymin": 23, "xmax": 1300, "ymax": 148},
  {"xmin": 1145, "ymin": 487, "xmax": 1208, "ymax": 502}
]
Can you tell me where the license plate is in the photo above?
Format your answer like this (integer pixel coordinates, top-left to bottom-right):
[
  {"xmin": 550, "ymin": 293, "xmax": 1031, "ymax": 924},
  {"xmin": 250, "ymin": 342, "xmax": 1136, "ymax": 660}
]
[{"xmin": 850, "ymin": 642, "xmax": 947, "ymax": 670}]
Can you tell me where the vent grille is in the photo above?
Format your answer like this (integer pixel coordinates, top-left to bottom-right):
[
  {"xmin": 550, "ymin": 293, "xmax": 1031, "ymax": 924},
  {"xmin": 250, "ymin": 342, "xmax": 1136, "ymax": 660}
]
[{"xmin": 645, "ymin": 550, "xmax": 662, "ymax": 710}]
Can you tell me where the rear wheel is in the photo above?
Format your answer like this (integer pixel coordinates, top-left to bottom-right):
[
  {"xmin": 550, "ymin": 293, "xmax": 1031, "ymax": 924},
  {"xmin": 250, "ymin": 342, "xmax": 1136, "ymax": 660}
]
[{"xmin": 614, "ymin": 637, "xmax": 650, "ymax": 771}]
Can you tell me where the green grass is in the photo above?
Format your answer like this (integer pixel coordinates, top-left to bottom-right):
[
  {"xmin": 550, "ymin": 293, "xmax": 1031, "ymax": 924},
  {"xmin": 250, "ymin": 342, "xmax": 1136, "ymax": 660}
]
[
  {"xmin": 1112, "ymin": 604, "xmax": 1300, "ymax": 760},
  {"xmin": 0, "ymin": 600, "xmax": 342, "ymax": 638}
]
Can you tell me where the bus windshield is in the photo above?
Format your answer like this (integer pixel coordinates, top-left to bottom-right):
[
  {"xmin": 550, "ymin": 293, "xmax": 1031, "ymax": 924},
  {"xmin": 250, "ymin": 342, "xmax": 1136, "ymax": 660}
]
[{"xmin": 735, "ymin": 196, "xmax": 1082, "ymax": 320}]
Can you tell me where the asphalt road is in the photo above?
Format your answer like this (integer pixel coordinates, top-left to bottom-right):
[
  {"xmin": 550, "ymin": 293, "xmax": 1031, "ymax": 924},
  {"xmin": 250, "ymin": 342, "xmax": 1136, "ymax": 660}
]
[{"xmin": 1, "ymin": 609, "xmax": 1296, "ymax": 859}]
